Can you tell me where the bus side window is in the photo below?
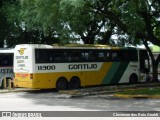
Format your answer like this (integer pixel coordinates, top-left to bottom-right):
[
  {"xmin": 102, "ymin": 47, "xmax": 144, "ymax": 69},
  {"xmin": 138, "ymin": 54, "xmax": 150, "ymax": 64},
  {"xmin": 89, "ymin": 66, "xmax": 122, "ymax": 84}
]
[
  {"xmin": 130, "ymin": 50, "xmax": 138, "ymax": 61},
  {"xmin": 54, "ymin": 50, "xmax": 63, "ymax": 63},
  {"xmin": 121, "ymin": 51, "xmax": 130, "ymax": 61},
  {"xmin": 81, "ymin": 50, "xmax": 95, "ymax": 61},
  {"xmin": 81, "ymin": 52, "xmax": 89, "ymax": 61},
  {"xmin": 97, "ymin": 51, "xmax": 106, "ymax": 61},
  {"xmin": 64, "ymin": 51, "xmax": 71, "ymax": 62},
  {"xmin": 111, "ymin": 51, "xmax": 122, "ymax": 61},
  {"xmin": 106, "ymin": 52, "xmax": 111, "ymax": 61},
  {"xmin": 36, "ymin": 49, "xmax": 52, "ymax": 63},
  {"xmin": 89, "ymin": 50, "xmax": 95, "ymax": 61},
  {"xmin": 71, "ymin": 50, "xmax": 80, "ymax": 62},
  {"xmin": 112, "ymin": 52, "xmax": 118, "ymax": 61}
]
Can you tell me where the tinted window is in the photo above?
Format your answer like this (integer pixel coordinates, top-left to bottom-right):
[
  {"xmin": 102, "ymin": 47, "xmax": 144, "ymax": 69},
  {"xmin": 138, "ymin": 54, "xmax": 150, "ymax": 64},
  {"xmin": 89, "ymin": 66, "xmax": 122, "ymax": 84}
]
[
  {"xmin": 35, "ymin": 48, "xmax": 138, "ymax": 63},
  {"xmin": 110, "ymin": 50, "xmax": 138, "ymax": 62},
  {"xmin": 0, "ymin": 53, "xmax": 13, "ymax": 66}
]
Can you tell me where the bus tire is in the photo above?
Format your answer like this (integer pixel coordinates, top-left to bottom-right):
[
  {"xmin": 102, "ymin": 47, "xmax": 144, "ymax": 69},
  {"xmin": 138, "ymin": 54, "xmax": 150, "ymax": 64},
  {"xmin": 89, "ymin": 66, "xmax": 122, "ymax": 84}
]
[
  {"xmin": 56, "ymin": 77, "xmax": 68, "ymax": 91},
  {"xmin": 69, "ymin": 77, "xmax": 81, "ymax": 90},
  {"xmin": 129, "ymin": 74, "xmax": 138, "ymax": 84}
]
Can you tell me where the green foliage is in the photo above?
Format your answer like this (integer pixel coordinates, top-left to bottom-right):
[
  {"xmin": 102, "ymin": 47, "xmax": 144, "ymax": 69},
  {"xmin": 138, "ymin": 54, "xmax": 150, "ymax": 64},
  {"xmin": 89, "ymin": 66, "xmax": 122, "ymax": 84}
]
[
  {"xmin": 18, "ymin": 0, "xmax": 112, "ymax": 44},
  {"xmin": 0, "ymin": 0, "xmax": 20, "ymax": 47},
  {"xmin": 20, "ymin": 0, "xmax": 60, "ymax": 31},
  {"xmin": 1, "ymin": 0, "xmax": 160, "ymax": 47}
]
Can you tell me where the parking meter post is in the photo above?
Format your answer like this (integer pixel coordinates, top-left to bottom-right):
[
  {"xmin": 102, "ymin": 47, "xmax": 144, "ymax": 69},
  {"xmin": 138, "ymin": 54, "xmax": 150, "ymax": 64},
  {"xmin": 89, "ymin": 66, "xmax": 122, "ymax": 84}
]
[
  {"xmin": 9, "ymin": 79, "xmax": 12, "ymax": 91},
  {"xmin": 3, "ymin": 78, "xmax": 6, "ymax": 89}
]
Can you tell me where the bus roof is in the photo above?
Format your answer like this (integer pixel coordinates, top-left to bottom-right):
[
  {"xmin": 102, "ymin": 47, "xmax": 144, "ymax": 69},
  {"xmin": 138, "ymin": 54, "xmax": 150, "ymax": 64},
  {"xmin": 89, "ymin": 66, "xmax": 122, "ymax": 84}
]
[
  {"xmin": 0, "ymin": 48, "xmax": 14, "ymax": 53},
  {"xmin": 15, "ymin": 44, "xmax": 144, "ymax": 50},
  {"xmin": 15, "ymin": 44, "xmax": 53, "ymax": 49}
]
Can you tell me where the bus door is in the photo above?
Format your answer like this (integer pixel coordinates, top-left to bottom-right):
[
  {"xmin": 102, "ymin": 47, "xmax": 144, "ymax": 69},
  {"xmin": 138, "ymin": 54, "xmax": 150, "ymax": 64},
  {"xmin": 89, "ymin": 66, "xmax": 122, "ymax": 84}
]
[{"xmin": 139, "ymin": 50, "xmax": 150, "ymax": 82}]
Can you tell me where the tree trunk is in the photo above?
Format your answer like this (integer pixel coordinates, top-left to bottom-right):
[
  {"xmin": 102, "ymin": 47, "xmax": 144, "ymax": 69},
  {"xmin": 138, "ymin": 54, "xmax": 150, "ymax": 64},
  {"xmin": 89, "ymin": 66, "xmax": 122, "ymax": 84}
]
[
  {"xmin": 152, "ymin": 61, "xmax": 159, "ymax": 82},
  {"xmin": 142, "ymin": 39, "xmax": 159, "ymax": 82},
  {"xmin": 82, "ymin": 36, "xmax": 94, "ymax": 44},
  {"xmin": 152, "ymin": 54, "xmax": 160, "ymax": 82}
]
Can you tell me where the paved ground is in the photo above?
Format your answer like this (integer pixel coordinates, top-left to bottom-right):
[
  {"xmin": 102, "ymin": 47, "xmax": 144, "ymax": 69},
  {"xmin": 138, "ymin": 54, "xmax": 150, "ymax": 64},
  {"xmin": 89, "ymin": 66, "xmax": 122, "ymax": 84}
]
[
  {"xmin": 1, "ymin": 85, "xmax": 160, "ymax": 119},
  {"xmin": 0, "ymin": 90, "xmax": 160, "ymax": 111}
]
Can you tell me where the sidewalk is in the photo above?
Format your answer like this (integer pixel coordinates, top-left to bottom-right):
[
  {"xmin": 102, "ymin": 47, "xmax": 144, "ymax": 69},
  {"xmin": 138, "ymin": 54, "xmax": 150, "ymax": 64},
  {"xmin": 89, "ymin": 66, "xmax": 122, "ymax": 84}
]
[{"xmin": 59, "ymin": 82, "xmax": 160, "ymax": 98}]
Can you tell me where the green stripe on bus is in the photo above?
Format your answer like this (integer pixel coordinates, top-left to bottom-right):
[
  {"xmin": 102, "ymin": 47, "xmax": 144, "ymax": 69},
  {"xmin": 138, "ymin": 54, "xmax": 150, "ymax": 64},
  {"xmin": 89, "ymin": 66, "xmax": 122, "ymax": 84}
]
[
  {"xmin": 102, "ymin": 62, "xmax": 121, "ymax": 84},
  {"xmin": 110, "ymin": 62, "xmax": 129, "ymax": 84},
  {"xmin": 102, "ymin": 62, "xmax": 129, "ymax": 84}
]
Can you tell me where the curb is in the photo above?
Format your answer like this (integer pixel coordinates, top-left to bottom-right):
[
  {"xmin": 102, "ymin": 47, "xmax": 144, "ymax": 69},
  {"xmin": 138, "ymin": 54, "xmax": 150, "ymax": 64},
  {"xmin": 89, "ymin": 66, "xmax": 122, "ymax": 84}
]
[
  {"xmin": 59, "ymin": 82, "xmax": 160, "ymax": 96},
  {"xmin": 58, "ymin": 90, "xmax": 116, "ymax": 98},
  {"xmin": 0, "ymin": 88, "xmax": 39, "ymax": 93},
  {"xmin": 114, "ymin": 94, "xmax": 160, "ymax": 99}
]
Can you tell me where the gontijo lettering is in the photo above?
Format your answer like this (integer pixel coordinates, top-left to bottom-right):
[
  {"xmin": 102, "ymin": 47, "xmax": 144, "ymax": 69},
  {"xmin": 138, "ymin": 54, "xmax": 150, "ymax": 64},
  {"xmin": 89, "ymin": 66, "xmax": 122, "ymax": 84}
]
[
  {"xmin": 16, "ymin": 56, "xmax": 28, "ymax": 59},
  {"xmin": 69, "ymin": 64, "xmax": 97, "ymax": 70}
]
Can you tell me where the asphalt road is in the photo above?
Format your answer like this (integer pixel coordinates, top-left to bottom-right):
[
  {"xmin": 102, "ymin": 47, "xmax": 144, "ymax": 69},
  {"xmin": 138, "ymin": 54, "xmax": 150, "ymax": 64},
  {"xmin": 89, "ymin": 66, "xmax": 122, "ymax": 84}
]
[{"xmin": 0, "ymin": 90, "xmax": 160, "ymax": 111}]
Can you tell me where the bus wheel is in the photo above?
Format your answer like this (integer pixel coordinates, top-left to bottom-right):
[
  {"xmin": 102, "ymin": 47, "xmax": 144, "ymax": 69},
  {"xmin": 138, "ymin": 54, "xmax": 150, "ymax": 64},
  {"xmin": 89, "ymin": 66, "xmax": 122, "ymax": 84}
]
[
  {"xmin": 129, "ymin": 74, "xmax": 138, "ymax": 84},
  {"xmin": 56, "ymin": 78, "xmax": 68, "ymax": 91},
  {"xmin": 69, "ymin": 77, "xmax": 81, "ymax": 90}
]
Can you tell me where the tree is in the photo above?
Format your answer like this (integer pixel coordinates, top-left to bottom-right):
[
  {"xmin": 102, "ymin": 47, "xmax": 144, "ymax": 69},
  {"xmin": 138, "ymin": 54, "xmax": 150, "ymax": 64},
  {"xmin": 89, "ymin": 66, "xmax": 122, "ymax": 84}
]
[
  {"xmin": 0, "ymin": 0, "xmax": 14, "ymax": 47},
  {"xmin": 0, "ymin": 0, "xmax": 60, "ymax": 47},
  {"xmin": 92, "ymin": 0, "xmax": 160, "ymax": 81},
  {"xmin": 19, "ymin": 0, "xmax": 66, "ymax": 44},
  {"xmin": 18, "ymin": 0, "xmax": 115, "ymax": 44}
]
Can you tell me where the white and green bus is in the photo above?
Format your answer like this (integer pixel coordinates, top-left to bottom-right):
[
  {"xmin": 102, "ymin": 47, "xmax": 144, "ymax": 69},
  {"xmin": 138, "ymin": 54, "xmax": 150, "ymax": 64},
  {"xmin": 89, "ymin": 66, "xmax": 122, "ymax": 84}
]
[{"xmin": 14, "ymin": 44, "xmax": 150, "ymax": 90}]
